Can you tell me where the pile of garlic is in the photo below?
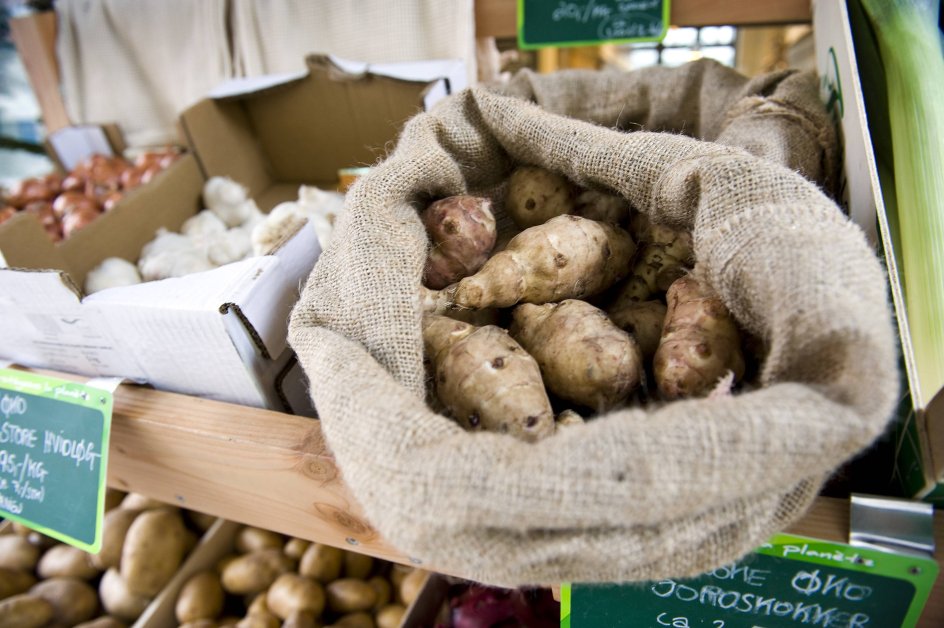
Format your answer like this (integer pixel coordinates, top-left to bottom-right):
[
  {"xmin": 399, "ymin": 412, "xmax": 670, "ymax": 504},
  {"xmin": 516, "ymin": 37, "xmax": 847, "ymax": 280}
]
[{"xmin": 84, "ymin": 176, "xmax": 344, "ymax": 294}]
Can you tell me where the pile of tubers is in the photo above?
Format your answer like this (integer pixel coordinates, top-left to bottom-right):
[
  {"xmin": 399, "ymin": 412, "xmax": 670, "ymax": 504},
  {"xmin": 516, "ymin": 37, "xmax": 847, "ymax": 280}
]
[
  {"xmin": 0, "ymin": 489, "xmax": 213, "ymax": 628},
  {"xmin": 422, "ymin": 166, "xmax": 751, "ymax": 442},
  {"xmin": 176, "ymin": 524, "xmax": 423, "ymax": 628}
]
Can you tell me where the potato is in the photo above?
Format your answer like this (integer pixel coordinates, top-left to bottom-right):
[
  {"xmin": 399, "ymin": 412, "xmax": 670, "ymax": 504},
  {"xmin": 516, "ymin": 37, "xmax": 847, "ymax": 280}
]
[
  {"xmin": 221, "ymin": 549, "xmax": 294, "ymax": 596},
  {"xmin": 30, "ymin": 576, "xmax": 99, "ymax": 625},
  {"xmin": 505, "ymin": 166, "xmax": 574, "ymax": 229},
  {"xmin": 282, "ymin": 610, "xmax": 319, "ymax": 628},
  {"xmin": 331, "ymin": 612, "xmax": 374, "ymax": 628},
  {"xmin": 326, "ymin": 579, "xmax": 378, "ymax": 614},
  {"xmin": 375, "ymin": 604, "xmax": 407, "ymax": 628},
  {"xmin": 104, "ymin": 488, "xmax": 127, "ymax": 511},
  {"xmin": 120, "ymin": 508, "xmax": 188, "ymax": 596},
  {"xmin": 76, "ymin": 617, "xmax": 127, "ymax": 628},
  {"xmin": 284, "ymin": 538, "xmax": 311, "ymax": 560},
  {"xmin": 235, "ymin": 610, "xmax": 280, "ymax": 628},
  {"xmin": 176, "ymin": 570, "xmax": 225, "ymax": 624},
  {"xmin": 421, "ymin": 195, "xmax": 497, "ymax": 289},
  {"xmin": 0, "ymin": 567, "xmax": 36, "ymax": 600},
  {"xmin": 266, "ymin": 573, "xmax": 325, "ymax": 620},
  {"xmin": 216, "ymin": 553, "xmax": 238, "ymax": 574},
  {"xmin": 37, "ymin": 543, "xmax": 100, "ymax": 580},
  {"xmin": 366, "ymin": 576, "xmax": 391, "ymax": 610},
  {"xmin": 185, "ymin": 509, "xmax": 219, "ymax": 533},
  {"xmin": 0, "ymin": 593, "xmax": 54, "ymax": 628},
  {"xmin": 0, "ymin": 536, "xmax": 39, "ymax": 571},
  {"xmin": 398, "ymin": 569, "xmax": 427, "ymax": 607},
  {"xmin": 91, "ymin": 508, "xmax": 140, "ymax": 570},
  {"xmin": 299, "ymin": 544, "xmax": 343, "ymax": 583},
  {"xmin": 388, "ymin": 565, "xmax": 412, "ymax": 591},
  {"xmin": 99, "ymin": 568, "xmax": 151, "ymax": 622},
  {"xmin": 246, "ymin": 590, "xmax": 269, "ymax": 615},
  {"xmin": 74, "ymin": 617, "xmax": 128, "ymax": 628},
  {"xmin": 119, "ymin": 492, "xmax": 168, "ymax": 511},
  {"xmin": 343, "ymin": 551, "xmax": 373, "ymax": 580},
  {"xmin": 179, "ymin": 621, "xmax": 217, "ymax": 628},
  {"xmin": 235, "ymin": 526, "xmax": 284, "ymax": 554}
]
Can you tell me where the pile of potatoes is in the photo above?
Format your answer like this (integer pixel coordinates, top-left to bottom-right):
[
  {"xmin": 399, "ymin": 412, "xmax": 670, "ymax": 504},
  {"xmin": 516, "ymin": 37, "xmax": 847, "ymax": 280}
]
[
  {"xmin": 421, "ymin": 165, "xmax": 754, "ymax": 442},
  {"xmin": 174, "ymin": 524, "xmax": 424, "ymax": 628},
  {"xmin": 0, "ymin": 489, "xmax": 213, "ymax": 628}
]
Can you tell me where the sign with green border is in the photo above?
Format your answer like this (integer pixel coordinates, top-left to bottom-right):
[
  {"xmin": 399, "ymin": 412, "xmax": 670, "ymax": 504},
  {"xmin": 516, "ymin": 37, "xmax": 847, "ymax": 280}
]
[
  {"xmin": 562, "ymin": 533, "xmax": 938, "ymax": 627},
  {"xmin": 0, "ymin": 368, "xmax": 112, "ymax": 553},
  {"xmin": 518, "ymin": 0, "xmax": 670, "ymax": 50}
]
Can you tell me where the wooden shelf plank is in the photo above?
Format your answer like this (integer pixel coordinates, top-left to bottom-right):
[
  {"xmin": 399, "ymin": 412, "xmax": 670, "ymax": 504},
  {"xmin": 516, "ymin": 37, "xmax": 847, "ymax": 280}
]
[
  {"xmin": 24, "ymin": 370, "xmax": 943, "ymax": 623},
  {"xmin": 475, "ymin": 0, "xmax": 813, "ymax": 39}
]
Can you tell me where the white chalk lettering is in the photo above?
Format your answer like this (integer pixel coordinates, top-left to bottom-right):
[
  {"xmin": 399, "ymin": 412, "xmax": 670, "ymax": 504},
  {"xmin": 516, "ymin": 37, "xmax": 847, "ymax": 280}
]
[{"xmin": 43, "ymin": 430, "xmax": 100, "ymax": 471}]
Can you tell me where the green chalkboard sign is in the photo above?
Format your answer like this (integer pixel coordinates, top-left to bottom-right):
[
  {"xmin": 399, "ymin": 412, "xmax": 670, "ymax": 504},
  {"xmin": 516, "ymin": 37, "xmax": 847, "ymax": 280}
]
[
  {"xmin": 0, "ymin": 369, "xmax": 113, "ymax": 553},
  {"xmin": 563, "ymin": 534, "xmax": 939, "ymax": 627},
  {"xmin": 518, "ymin": 0, "xmax": 670, "ymax": 49}
]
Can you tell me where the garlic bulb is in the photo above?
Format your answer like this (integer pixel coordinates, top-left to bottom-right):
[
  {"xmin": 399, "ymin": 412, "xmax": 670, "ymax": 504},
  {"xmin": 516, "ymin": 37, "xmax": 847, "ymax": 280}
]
[
  {"xmin": 207, "ymin": 228, "xmax": 253, "ymax": 266},
  {"xmin": 85, "ymin": 257, "xmax": 142, "ymax": 294},
  {"xmin": 181, "ymin": 209, "xmax": 227, "ymax": 240}
]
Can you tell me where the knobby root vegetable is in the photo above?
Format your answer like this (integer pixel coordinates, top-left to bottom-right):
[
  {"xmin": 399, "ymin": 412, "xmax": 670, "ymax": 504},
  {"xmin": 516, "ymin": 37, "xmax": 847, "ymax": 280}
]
[
  {"xmin": 422, "ymin": 195, "xmax": 497, "ymax": 289},
  {"xmin": 512, "ymin": 300, "xmax": 643, "ymax": 412},
  {"xmin": 84, "ymin": 257, "xmax": 143, "ymax": 295},
  {"xmin": 451, "ymin": 215, "xmax": 635, "ymax": 310},
  {"xmin": 419, "ymin": 286, "xmax": 499, "ymax": 327},
  {"xmin": 266, "ymin": 573, "xmax": 325, "ymax": 620},
  {"xmin": 325, "ymin": 578, "xmax": 377, "ymax": 614},
  {"xmin": 611, "ymin": 215, "xmax": 694, "ymax": 307},
  {"xmin": 573, "ymin": 189, "xmax": 631, "ymax": 224},
  {"xmin": 653, "ymin": 275, "xmax": 745, "ymax": 399},
  {"xmin": 556, "ymin": 410, "xmax": 585, "ymax": 428},
  {"xmin": 29, "ymin": 577, "xmax": 99, "ymax": 626},
  {"xmin": 505, "ymin": 166, "xmax": 574, "ymax": 229},
  {"xmin": 424, "ymin": 315, "xmax": 554, "ymax": 441},
  {"xmin": 176, "ymin": 571, "xmax": 225, "ymax": 623},
  {"xmin": 120, "ymin": 508, "xmax": 188, "ymax": 596},
  {"xmin": 607, "ymin": 299, "xmax": 668, "ymax": 361}
]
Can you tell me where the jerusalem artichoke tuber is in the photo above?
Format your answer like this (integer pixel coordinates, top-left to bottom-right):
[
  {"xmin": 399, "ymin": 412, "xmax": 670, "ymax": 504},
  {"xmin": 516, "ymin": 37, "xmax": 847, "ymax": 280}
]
[
  {"xmin": 653, "ymin": 274, "xmax": 745, "ymax": 399},
  {"xmin": 607, "ymin": 299, "xmax": 667, "ymax": 361},
  {"xmin": 423, "ymin": 315, "xmax": 554, "ymax": 442},
  {"xmin": 451, "ymin": 215, "xmax": 635, "ymax": 310},
  {"xmin": 422, "ymin": 195, "xmax": 497, "ymax": 289},
  {"xmin": 504, "ymin": 166, "xmax": 574, "ymax": 229},
  {"xmin": 511, "ymin": 300, "xmax": 643, "ymax": 412}
]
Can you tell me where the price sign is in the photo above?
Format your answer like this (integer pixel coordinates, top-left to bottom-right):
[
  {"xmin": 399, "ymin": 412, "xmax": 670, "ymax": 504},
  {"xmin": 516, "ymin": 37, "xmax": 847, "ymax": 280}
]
[
  {"xmin": 562, "ymin": 534, "xmax": 938, "ymax": 627},
  {"xmin": 0, "ymin": 368, "xmax": 113, "ymax": 552},
  {"xmin": 518, "ymin": 0, "xmax": 670, "ymax": 49}
]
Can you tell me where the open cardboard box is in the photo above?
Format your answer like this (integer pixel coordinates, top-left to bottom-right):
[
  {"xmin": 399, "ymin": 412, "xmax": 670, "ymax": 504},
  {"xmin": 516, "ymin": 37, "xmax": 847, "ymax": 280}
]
[
  {"xmin": 1, "ymin": 54, "xmax": 464, "ymax": 412},
  {"xmin": 813, "ymin": 0, "xmax": 944, "ymax": 501},
  {"xmin": 0, "ymin": 154, "xmax": 319, "ymax": 411},
  {"xmin": 179, "ymin": 54, "xmax": 466, "ymax": 206}
]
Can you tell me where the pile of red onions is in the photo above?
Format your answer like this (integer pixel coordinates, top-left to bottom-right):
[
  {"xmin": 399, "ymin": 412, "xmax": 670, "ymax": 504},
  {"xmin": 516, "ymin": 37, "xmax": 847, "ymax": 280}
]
[{"xmin": 0, "ymin": 148, "xmax": 182, "ymax": 241}]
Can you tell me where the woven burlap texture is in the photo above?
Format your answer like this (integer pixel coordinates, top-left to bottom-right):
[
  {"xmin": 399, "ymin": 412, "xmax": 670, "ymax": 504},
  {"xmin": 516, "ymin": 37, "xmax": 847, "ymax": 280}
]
[{"xmin": 288, "ymin": 60, "xmax": 897, "ymax": 587}]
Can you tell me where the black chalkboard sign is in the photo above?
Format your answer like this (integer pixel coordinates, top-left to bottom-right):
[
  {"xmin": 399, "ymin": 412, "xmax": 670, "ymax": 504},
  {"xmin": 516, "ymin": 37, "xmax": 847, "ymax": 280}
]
[
  {"xmin": 518, "ymin": 0, "xmax": 670, "ymax": 49},
  {"xmin": 0, "ymin": 369, "xmax": 113, "ymax": 552},
  {"xmin": 563, "ymin": 534, "xmax": 939, "ymax": 627}
]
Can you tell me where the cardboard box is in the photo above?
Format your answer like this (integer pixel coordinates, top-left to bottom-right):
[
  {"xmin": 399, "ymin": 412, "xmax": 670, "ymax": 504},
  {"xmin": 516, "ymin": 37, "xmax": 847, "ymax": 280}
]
[
  {"xmin": 813, "ymin": 0, "xmax": 944, "ymax": 501},
  {"xmin": 0, "ymin": 54, "xmax": 464, "ymax": 412},
  {"xmin": 0, "ymin": 154, "xmax": 320, "ymax": 411},
  {"xmin": 179, "ymin": 54, "xmax": 467, "ymax": 207}
]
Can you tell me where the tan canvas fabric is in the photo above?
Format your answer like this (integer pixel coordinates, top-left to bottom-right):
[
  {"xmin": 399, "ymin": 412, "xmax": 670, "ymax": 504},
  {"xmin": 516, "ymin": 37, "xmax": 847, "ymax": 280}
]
[{"xmin": 288, "ymin": 60, "xmax": 897, "ymax": 587}]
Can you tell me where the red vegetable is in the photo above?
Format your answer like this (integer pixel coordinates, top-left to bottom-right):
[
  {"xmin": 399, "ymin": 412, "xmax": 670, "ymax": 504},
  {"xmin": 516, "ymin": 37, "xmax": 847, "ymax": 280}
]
[{"xmin": 52, "ymin": 191, "xmax": 98, "ymax": 218}]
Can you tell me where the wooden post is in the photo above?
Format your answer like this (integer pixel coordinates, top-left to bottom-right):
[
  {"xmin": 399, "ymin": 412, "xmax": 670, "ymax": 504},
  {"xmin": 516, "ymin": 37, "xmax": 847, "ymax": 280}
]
[{"xmin": 10, "ymin": 12, "xmax": 71, "ymax": 133}]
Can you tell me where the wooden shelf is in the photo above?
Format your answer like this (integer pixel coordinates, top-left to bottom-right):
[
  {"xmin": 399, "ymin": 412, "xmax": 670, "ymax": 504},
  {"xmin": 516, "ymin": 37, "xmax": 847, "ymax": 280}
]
[{"xmin": 65, "ymin": 376, "xmax": 935, "ymax": 625}]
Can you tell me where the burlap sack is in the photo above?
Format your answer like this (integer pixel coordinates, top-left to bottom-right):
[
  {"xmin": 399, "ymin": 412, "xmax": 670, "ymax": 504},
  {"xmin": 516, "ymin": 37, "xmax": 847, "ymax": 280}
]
[{"xmin": 288, "ymin": 60, "xmax": 897, "ymax": 586}]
